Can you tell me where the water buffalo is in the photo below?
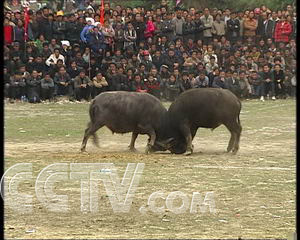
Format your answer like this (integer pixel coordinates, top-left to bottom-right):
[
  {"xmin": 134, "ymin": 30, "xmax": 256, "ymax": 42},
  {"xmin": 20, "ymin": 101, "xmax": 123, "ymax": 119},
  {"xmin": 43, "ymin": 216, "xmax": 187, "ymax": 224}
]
[
  {"xmin": 80, "ymin": 91, "xmax": 170, "ymax": 153},
  {"xmin": 151, "ymin": 88, "xmax": 242, "ymax": 155}
]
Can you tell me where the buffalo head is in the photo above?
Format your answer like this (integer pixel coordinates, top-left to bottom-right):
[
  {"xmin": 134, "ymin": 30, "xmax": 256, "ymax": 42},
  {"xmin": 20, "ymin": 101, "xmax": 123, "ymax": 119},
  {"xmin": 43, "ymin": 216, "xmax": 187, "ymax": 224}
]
[{"xmin": 150, "ymin": 137, "xmax": 187, "ymax": 154}]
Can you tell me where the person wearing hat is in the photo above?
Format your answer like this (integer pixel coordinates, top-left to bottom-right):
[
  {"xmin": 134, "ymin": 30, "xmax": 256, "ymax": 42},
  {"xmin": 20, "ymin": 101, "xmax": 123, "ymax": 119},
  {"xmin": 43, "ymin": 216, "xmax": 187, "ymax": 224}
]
[
  {"xmin": 80, "ymin": 17, "xmax": 95, "ymax": 43},
  {"xmin": 53, "ymin": 10, "xmax": 66, "ymax": 40},
  {"xmin": 140, "ymin": 50, "xmax": 154, "ymax": 72}
]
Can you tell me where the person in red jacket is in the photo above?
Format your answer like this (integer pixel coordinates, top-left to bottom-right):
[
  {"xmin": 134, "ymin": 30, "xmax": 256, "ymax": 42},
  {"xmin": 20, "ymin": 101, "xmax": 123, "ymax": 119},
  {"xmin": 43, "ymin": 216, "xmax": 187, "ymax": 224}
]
[
  {"xmin": 274, "ymin": 16, "xmax": 292, "ymax": 44},
  {"xmin": 144, "ymin": 16, "xmax": 156, "ymax": 40},
  {"xmin": 4, "ymin": 17, "xmax": 13, "ymax": 45}
]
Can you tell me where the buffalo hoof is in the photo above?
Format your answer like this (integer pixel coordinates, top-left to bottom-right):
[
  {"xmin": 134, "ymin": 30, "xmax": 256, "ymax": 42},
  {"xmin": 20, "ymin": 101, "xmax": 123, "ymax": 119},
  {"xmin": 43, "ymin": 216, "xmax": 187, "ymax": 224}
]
[
  {"xmin": 80, "ymin": 149, "xmax": 89, "ymax": 155},
  {"xmin": 145, "ymin": 144, "xmax": 153, "ymax": 154},
  {"xmin": 129, "ymin": 147, "xmax": 138, "ymax": 152},
  {"xmin": 232, "ymin": 150, "xmax": 238, "ymax": 155},
  {"xmin": 184, "ymin": 150, "xmax": 193, "ymax": 156},
  {"xmin": 80, "ymin": 148, "xmax": 86, "ymax": 153}
]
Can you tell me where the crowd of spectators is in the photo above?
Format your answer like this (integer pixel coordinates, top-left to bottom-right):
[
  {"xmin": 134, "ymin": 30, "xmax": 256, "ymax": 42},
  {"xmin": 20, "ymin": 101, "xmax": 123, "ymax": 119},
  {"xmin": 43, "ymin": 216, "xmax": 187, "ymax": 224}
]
[{"xmin": 3, "ymin": 0, "xmax": 297, "ymax": 103}]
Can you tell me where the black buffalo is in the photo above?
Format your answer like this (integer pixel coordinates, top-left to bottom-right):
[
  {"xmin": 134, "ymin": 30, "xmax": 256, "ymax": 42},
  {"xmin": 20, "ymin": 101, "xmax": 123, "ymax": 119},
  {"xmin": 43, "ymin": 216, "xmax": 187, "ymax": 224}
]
[
  {"xmin": 152, "ymin": 88, "xmax": 242, "ymax": 155},
  {"xmin": 80, "ymin": 91, "xmax": 170, "ymax": 153}
]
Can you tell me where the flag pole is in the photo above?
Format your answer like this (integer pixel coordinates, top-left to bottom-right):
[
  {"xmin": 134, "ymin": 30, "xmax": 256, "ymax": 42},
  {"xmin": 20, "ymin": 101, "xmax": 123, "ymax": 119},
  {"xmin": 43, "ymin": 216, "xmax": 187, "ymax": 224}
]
[{"xmin": 23, "ymin": 1, "xmax": 30, "ymax": 60}]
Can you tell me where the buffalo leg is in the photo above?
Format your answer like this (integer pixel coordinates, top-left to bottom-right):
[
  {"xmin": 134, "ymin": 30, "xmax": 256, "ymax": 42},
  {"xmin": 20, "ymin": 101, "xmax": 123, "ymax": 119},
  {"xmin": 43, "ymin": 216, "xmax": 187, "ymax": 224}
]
[
  {"xmin": 224, "ymin": 119, "xmax": 242, "ymax": 154},
  {"xmin": 138, "ymin": 124, "xmax": 156, "ymax": 154},
  {"xmin": 81, "ymin": 122, "xmax": 103, "ymax": 152},
  {"xmin": 180, "ymin": 123, "xmax": 193, "ymax": 155},
  {"xmin": 232, "ymin": 122, "xmax": 242, "ymax": 154},
  {"xmin": 128, "ymin": 132, "xmax": 138, "ymax": 151},
  {"xmin": 226, "ymin": 131, "xmax": 236, "ymax": 153}
]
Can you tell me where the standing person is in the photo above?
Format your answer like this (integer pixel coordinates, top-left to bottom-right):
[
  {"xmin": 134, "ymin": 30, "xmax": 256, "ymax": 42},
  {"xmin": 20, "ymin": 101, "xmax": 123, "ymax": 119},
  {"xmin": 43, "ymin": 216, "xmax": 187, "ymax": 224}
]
[
  {"xmin": 200, "ymin": 8, "xmax": 213, "ymax": 45},
  {"xmin": 41, "ymin": 13, "xmax": 55, "ymax": 41},
  {"xmin": 243, "ymin": 11, "xmax": 258, "ymax": 41},
  {"xmin": 53, "ymin": 11, "xmax": 66, "ymax": 41},
  {"xmin": 40, "ymin": 72, "xmax": 55, "ymax": 101},
  {"xmin": 80, "ymin": 18, "xmax": 95, "ymax": 44},
  {"xmin": 259, "ymin": 64, "xmax": 275, "ymax": 101},
  {"xmin": 13, "ymin": 19, "xmax": 25, "ymax": 43},
  {"xmin": 144, "ymin": 16, "xmax": 156, "ymax": 40},
  {"xmin": 132, "ymin": 13, "xmax": 146, "ymax": 47},
  {"xmin": 274, "ymin": 15, "xmax": 292, "ymax": 45},
  {"xmin": 182, "ymin": 14, "xmax": 196, "ymax": 42},
  {"xmin": 237, "ymin": 11, "xmax": 244, "ymax": 37},
  {"xmin": 124, "ymin": 22, "xmax": 137, "ymax": 51},
  {"xmin": 263, "ymin": 12, "xmax": 277, "ymax": 41},
  {"xmin": 87, "ymin": 26, "xmax": 106, "ymax": 56},
  {"xmin": 212, "ymin": 13, "xmax": 226, "ymax": 40},
  {"xmin": 114, "ymin": 22, "xmax": 125, "ymax": 50},
  {"xmin": 161, "ymin": 12, "xmax": 175, "ymax": 41},
  {"xmin": 4, "ymin": 17, "xmax": 14, "ymax": 45},
  {"xmin": 102, "ymin": 20, "xmax": 116, "ymax": 52},
  {"xmin": 172, "ymin": 8, "xmax": 185, "ymax": 40},
  {"xmin": 91, "ymin": 72, "xmax": 108, "ymax": 98}
]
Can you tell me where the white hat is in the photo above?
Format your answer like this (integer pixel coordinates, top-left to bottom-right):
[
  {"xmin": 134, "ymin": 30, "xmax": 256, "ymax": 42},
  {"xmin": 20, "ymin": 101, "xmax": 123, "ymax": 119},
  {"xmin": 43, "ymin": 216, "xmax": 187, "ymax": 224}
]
[
  {"xmin": 61, "ymin": 40, "xmax": 70, "ymax": 47},
  {"xmin": 93, "ymin": 22, "xmax": 101, "ymax": 26},
  {"xmin": 85, "ymin": 17, "xmax": 95, "ymax": 25}
]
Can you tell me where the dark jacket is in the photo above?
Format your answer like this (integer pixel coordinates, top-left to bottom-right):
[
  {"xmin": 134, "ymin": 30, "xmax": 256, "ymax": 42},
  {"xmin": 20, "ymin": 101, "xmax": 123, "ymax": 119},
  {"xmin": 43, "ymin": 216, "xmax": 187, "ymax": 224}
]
[
  {"xmin": 183, "ymin": 20, "xmax": 196, "ymax": 41},
  {"xmin": 212, "ymin": 76, "xmax": 228, "ymax": 89},
  {"xmin": 226, "ymin": 18, "xmax": 240, "ymax": 41},
  {"xmin": 88, "ymin": 32, "xmax": 106, "ymax": 53},
  {"xmin": 133, "ymin": 21, "xmax": 146, "ymax": 43},
  {"xmin": 53, "ymin": 20, "xmax": 66, "ymax": 40}
]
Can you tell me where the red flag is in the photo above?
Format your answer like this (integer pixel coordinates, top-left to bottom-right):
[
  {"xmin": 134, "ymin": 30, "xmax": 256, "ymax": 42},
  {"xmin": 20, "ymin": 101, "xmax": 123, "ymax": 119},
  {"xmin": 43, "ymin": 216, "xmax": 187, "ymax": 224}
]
[
  {"xmin": 100, "ymin": 0, "xmax": 105, "ymax": 25},
  {"xmin": 24, "ymin": 6, "xmax": 30, "ymax": 41}
]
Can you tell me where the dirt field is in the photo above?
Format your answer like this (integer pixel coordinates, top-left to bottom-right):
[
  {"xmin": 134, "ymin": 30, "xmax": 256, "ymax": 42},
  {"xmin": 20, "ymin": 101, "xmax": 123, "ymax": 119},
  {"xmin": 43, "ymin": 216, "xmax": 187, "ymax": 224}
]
[{"xmin": 4, "ymin": 99, "xmax": 296, "ymax": 239}]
